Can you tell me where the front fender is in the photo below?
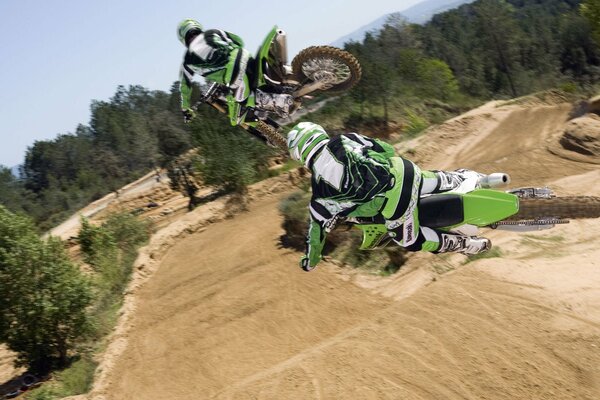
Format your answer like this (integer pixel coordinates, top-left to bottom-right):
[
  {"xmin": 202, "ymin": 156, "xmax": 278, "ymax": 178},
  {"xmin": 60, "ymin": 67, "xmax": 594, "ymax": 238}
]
[{"xmin": 255, "ymin": 26, "xmax": 279, "ymax": 88}]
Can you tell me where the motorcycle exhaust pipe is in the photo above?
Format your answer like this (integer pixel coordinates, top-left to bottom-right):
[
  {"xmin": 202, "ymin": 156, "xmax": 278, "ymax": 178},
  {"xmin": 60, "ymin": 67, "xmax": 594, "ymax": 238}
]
[
  {"xmin": 480, "ymin": 173, "xmax": 511, "ymax": 188},
  {"xmin": 274, "ymin": 29, "xmax": 288, "ymax": 65}
]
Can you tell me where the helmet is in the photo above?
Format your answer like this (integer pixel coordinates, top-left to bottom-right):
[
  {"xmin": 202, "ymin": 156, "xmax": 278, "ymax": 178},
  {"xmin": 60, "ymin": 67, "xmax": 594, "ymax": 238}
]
[
  {"xmin": 287, "ymin": 122, "xmax": 329, "ymax": 166},
  {"xmin": 177, "ymin": 19, "xmax": 203, "ymax": 45}
]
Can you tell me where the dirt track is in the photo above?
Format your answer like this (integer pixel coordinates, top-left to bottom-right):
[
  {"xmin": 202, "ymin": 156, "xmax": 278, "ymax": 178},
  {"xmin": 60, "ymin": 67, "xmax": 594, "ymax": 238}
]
[{"xmin": 87, "ymin": 98, "xmax": 600, "ymax": 399}]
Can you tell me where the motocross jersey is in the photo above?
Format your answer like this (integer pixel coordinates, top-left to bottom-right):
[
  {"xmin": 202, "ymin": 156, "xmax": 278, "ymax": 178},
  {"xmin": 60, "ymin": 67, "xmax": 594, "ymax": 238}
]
[
  {"xmin": 305, "ymin": 133, "xmax": 397, "ymax": 267},
  {"xmin": 179, "ymin": 29, "xmax": 245, "ymax": 109}
]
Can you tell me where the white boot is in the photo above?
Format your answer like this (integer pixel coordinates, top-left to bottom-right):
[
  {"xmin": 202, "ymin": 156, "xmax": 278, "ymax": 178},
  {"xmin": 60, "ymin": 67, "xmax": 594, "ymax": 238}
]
[
  {"xmin": 255, "ymin": 89, "xmax": 294, "ymax": 116},
  {"xmin": 438, "ymin": 233, "xmax": 491, "ymax": 255},
  {"xmin": 435, "ymin": 169, "xmax": 484, "ymax": 192}
]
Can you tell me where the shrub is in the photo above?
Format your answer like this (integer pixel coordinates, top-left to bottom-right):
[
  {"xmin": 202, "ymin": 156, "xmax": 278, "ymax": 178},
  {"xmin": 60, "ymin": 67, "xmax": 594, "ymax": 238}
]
[
  {"xmin": 403, "ymin": 109, "xmax": 429, "ymax": 136},
  {"xmin": 0, "ymin": 206, "xmax": 92, "ymax": 372},
  {"xmin": 79, "ymin": 213, "xmax": 149, "ymax": 297}
]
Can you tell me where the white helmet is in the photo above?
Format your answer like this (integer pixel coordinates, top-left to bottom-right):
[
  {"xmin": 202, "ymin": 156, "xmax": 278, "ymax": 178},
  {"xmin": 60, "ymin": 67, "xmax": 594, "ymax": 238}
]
[{"xmin": 287, "ymin": 122, "xmax": 329, "ymax": 167}]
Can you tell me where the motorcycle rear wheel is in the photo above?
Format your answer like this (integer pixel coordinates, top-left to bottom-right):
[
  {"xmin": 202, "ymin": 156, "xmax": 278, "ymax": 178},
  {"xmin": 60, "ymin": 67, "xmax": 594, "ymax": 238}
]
[
  {"xmin": 508, "ymin": 196, "xmax": 600, "ymax": 220},
  {"xmin": 292, "ymin": 46, "xmax": 361, "ymax": 93}
]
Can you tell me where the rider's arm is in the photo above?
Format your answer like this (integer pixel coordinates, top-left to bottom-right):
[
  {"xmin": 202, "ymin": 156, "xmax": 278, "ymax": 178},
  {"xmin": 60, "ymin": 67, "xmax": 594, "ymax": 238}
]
[
  {"xmin": 204, "ymin": 29, "xmax": 239, "ymax": 53},
  {"xmin": 302, "ymin": 199, "xmax": 335, "ymax": 271},
  {"xmin": 179, "ymin": 64, "xmax": 194, "ymax": 110},
  {"xmin": 370, "ymin": 138, "xmax": 395, "ymax": 159},
  {"xmin": 303, "ymin": 215, "xmax": 327, "ymax": 271},
  {"xmin": 224, "ymin": 31, "xmax": 244, "ymax": 47}
]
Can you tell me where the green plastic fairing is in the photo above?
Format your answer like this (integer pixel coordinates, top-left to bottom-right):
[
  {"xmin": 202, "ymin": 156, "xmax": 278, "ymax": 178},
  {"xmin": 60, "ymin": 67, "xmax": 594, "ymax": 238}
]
[{"xmin": 459, "ymin": 189, "xmax": 519, "ymax": 227}]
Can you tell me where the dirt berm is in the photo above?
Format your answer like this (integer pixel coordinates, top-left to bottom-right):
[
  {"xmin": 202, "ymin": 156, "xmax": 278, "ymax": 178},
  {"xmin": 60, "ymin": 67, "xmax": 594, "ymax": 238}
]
[{"xmin": 82, "ymin": 95, "xmax": 600, "ymax": 399}]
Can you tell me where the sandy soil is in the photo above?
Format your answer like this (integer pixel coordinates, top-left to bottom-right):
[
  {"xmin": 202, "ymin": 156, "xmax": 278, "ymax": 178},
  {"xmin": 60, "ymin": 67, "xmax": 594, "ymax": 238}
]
[
  {"xmin": 81, "ymin": 96, "xmax": 600, "ymax": 400},
  {"xmin": 94, "ymin": 190, "xmax": 600, "ymax": 399},
  {"xmin": 4, "ymin": 94, "xmax": 598, "ymax": 399},
  {"xmin": 48, "ymin": 171, "xmax": 170, "ymax": 240}
]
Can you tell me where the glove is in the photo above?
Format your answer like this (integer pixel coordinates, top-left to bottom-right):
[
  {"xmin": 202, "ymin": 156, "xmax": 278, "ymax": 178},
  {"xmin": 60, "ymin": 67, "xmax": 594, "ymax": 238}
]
[
  {"xmin": 300, "ymin": 255, "xmax": 315, "ymax": 272},
  {"xmin": 324, "ymin": 214, "xmax": 341, "ymax": 233},
  {"xmin": 182, "ymin": 108, "xmax": 196, "ymax": 124}
]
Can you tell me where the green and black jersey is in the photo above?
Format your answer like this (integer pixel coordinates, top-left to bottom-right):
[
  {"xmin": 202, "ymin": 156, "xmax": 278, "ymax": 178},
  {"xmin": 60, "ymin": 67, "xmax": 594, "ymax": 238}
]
[
  {"xmin": 179, "ymin": 29, "xmax": 244, "ymax": 109},
  {"xmin": 305, "ymin": 133, "xmax": 396, "ymax": 267}
]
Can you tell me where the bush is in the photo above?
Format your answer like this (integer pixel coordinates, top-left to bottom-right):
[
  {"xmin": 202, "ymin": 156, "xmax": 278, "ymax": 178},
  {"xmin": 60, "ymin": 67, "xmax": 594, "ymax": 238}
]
[
  {"xmin": 403, "ymin": 109, "xmax": 429, "ymax": 136},
  {"xmin": 0, "ymin": 206, "xmax": 92, "ymax": 372},
  {"xmin": 79, "ymin": 213, "xmax": 149, "ymax": 297}
]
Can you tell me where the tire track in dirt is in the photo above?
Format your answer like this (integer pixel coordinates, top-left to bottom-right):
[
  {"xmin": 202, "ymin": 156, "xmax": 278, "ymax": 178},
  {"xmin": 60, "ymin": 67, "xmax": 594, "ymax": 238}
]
[
  {"xmin": 93, "ymin": 98, "xmax": 600, "ymax": 399},
  {"xmin": 216, "ymin": 269, "xmax": 600, "ymax": 399},
  {"xmin": 98, "ymin": 191, "xmax": 600, "ymax": 399},
  {"xmin": 453, "ymin": 104, "xmax": 596, "ymax": 186}
]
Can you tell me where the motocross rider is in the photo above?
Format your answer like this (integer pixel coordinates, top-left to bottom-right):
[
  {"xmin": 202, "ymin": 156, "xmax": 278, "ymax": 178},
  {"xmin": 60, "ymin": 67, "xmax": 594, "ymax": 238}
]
[
  {"xmin": 287, "ymin": 122, "xmax": 491, "ymax": 272},
  {"xmin": 177, "ymin": 19, "xmax": 293, "ymax": 124}
]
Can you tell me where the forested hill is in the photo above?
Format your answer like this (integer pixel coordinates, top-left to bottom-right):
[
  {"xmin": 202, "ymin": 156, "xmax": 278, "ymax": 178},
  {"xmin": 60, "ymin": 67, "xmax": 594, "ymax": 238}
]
[
  {"xmin": 0, "ymin": 85, "xmax": 193, "ymax": 230},
  {"xmin": 345, "ymin": 0, "xmax": 597, "ymax": 103},
  {"xmin": 0, "ymin": 82, "xmax": 273, "ymax": 230},
  {"xmin": 417, "ymin": 0, "xmax": 597, "ymax": 97},
  {"xmin": 1, "ymin": 0, "xmax": 598, "ymax": 230}
]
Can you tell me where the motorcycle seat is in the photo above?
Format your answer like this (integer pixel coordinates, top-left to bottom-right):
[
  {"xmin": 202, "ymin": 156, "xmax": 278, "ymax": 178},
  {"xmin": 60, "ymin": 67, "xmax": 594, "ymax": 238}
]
[{"xmin": 419, "ymin": 194, "xmax": 464, "ymax": 228}]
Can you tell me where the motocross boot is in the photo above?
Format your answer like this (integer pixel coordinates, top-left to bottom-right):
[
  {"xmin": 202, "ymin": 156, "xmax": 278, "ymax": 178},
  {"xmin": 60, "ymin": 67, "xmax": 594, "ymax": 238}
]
[
  {"xmin": 255, "ymin": 89, "xmax": 294, "ymax": 116},
  {"xmin": 433, "ymin": 169, "xmax": 484, "ymax": 193},
  {"xmin": 437, "ymin": 233, "xmax": 491, "ymax": 255}
]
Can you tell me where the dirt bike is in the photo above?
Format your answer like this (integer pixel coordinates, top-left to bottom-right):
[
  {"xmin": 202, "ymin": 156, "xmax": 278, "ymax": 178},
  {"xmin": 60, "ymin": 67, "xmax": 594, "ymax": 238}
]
[
  {"xmin": 194, "ymin": 26, "xmax": 361, "ymax": 151},
  {"xmin": 343, "ymin": 172, "xmax": 600, "ymax": 250}
]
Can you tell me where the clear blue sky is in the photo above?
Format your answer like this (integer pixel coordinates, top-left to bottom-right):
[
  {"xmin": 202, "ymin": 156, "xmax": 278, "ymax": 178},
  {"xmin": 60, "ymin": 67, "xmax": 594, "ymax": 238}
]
[{"xmin": 0, "ymin": 0, "xmax": 423, "ymax": 167}]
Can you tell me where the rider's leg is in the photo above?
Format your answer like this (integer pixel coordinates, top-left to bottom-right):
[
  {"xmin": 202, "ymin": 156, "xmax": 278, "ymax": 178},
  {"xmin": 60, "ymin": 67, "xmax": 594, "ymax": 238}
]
[
  {"xmin": 224, "ymin": 48, "xmax": 251, "ymax": 125},
  {"xmin": 392, "ymin": 225, "xmax": 491, "ymax": 255},
  {"xmin": 382, "ymin": 161, "xmax": 490, "ymax": 255},
  {"xmin": 223, "ymin": 47, "xmax": 293, "ymax": 121},
  {"xmin": 225, "ymin": 48, "xmax": 250, "ymax": 97},
  {"xmin": 421, "ymin": 169, "xmax": 484, "ymax": 194},
  {"xmin": 436, "ymin": 231, "xmax": 491, "ymax": 254}
]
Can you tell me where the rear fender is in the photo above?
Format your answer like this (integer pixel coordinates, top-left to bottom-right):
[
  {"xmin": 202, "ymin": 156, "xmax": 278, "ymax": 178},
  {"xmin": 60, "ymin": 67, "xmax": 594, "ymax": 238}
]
[{"xmin": 458, "ymin": 189, "xmax": 519, "ymax": 227}]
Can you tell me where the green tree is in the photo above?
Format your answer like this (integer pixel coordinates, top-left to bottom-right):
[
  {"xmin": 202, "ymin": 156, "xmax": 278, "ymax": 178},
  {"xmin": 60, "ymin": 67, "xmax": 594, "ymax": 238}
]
[
  {"xmin": 79, "ymin": 213, "xmax": 148, "ymax": 300},
  {"xmin": 189, "ymin": 106, "xmax": 275, "ymax": 194},
  {"xmin": 0, "ymin": 166, "xmax": 28, "ymax": 215},
  {"xmin": 582, "ymin": 0, "xmax": 600, "ymax": 43},
  {"xmin": 19, "ymin": 84, "xmax": 191, "ymax": 229},
  {"xmin": 415, "ymin": 58, "xmax": 460, "ymax": 101},
  {"xmin": 560, "ymin": 13, "xmax": 600, "ymax": 81},
  {"xmin": 473, "ymin": 0, "xmax": 523, "ymax": 97},
  {"xmin": 0, "ymin": 206, "xmax": 92, "ymax": 372},
  {"xmin": 167, "ymin": 157, "xmax": 203, "ymax": 210}
]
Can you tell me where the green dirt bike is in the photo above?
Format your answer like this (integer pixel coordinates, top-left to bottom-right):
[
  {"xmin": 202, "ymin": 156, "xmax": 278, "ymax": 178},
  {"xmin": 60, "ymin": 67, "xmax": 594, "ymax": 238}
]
[
  {"xmin": 195, "ymin": 26, "xmax": 361, "ymax": 151},
  {"xmin": 344, "ymin": 173, "xmax": 600, "ymax": 250}
]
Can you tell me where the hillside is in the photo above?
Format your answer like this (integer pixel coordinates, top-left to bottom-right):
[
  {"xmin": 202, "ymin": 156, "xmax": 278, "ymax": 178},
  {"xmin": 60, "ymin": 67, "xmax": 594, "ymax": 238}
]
[
  {"xmin": 67, "ymin": 94, "xmax": 600, "ymax": 399},
  {"xmin": 330, "ymin": 0, "xmax": 473, "ymax": 48}
]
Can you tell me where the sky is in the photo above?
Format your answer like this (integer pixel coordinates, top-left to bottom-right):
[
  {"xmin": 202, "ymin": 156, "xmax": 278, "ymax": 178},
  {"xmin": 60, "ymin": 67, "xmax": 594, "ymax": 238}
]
[{"xmin": 0, "ymin": 0, "xmax": 424, "ymax": 167}]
